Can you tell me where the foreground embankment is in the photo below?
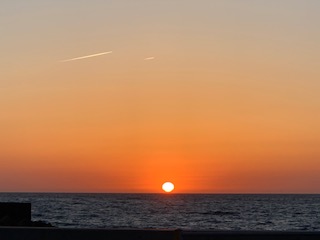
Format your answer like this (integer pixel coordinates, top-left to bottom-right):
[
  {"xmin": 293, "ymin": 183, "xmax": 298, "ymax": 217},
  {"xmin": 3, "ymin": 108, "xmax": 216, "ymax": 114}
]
[{"xmin": 1, "ymin": 228, "xmax": 320, "ymax": 240}]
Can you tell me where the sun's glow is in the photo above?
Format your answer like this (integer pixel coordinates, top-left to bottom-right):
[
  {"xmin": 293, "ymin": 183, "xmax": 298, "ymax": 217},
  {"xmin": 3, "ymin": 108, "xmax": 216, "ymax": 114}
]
[{"xmin": 162, "ymin": 182, "xmax": 174, "ymax": 193}]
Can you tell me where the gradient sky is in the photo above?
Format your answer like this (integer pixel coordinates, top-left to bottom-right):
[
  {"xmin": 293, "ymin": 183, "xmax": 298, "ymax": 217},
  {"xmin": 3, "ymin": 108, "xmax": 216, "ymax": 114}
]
[{"xmin": 1, "ymin": 0, "xmax": 320, "ymax": 193}]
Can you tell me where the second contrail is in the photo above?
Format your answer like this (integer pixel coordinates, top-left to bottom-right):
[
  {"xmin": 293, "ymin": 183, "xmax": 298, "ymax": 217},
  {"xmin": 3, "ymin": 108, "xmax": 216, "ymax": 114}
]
[{"xmin": 61, "ymin": 51, "xmax": 112, "ymax": 62}]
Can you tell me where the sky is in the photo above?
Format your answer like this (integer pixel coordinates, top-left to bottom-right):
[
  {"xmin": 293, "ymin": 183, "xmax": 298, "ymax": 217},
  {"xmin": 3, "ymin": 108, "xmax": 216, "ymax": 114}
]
[{"xmin": 1, "ymin": 0, "xmax": 320, "ymax": 193}]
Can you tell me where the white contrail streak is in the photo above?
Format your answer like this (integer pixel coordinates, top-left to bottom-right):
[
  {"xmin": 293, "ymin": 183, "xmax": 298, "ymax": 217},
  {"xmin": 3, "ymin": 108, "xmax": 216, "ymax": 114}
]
[
  {"xmin": 60, "ymin": 51, "xmax": 112, "ymax": 62},
  {"xmin": 144, "ymin": 57, "xmax": 155, "ymax": 60}
]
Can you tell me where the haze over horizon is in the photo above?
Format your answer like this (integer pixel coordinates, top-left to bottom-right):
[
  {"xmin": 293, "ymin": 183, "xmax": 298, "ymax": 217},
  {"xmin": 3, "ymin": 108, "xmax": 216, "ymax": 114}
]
[{"xmin": 1, "ymin": 0, "xmax": 320, "ymax": 193}]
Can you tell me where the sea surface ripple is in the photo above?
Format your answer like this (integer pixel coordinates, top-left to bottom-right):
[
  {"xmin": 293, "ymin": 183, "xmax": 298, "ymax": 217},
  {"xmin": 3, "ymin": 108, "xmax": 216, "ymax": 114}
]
[{"xmin": 1, "ymin": 193, "xmax": 320, "ymax": 231}]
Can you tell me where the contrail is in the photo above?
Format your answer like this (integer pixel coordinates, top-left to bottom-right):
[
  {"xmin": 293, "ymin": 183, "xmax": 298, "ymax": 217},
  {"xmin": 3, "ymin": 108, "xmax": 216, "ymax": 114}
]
[
  {"xmin": 60, "ymin": 51, "xmax": 112, "ymax": 62},
  {"xmin": 144, "ymin": 57, "xmax": 155, "ymax": 60}
]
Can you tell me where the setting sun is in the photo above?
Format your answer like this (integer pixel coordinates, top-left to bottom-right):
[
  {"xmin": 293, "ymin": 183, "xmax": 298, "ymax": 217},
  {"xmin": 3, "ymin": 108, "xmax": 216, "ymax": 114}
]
[{"xmin": 162, "ymin": 182, "xmax": 175, "ymax": 193}]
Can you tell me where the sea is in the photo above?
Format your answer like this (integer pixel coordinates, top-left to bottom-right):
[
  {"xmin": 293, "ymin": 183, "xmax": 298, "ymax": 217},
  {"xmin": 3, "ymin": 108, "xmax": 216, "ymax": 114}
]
[{"xmin": 1, "ymin": 193, "xmax": 320, "ymax": 231}]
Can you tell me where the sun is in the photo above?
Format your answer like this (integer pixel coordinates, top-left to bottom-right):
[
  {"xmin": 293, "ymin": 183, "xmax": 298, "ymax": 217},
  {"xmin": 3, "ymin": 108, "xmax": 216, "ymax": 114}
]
[{"xmin": 162, "ymin": 182, "xmax": 175, "ymax": 193}]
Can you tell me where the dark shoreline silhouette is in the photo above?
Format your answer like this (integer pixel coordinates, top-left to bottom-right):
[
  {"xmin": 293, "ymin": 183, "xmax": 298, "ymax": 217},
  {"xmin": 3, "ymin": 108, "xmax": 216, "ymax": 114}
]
[{"xmin": 0, "ymin": 202, "xmax": 52, "ymax": 227}]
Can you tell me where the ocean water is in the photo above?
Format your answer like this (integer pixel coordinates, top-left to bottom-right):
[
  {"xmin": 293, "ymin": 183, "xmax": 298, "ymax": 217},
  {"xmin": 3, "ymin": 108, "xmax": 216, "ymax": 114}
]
[{"xmin": 1, "ymin": 193, "xmax": 320, "ymax": 231}]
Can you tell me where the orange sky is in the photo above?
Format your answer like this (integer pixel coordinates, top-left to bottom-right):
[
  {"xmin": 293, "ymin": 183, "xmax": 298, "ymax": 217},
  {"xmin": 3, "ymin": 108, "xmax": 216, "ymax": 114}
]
[{"xmin": 1, "ymin": 1, "xmax": 320, "ymax": 193}]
